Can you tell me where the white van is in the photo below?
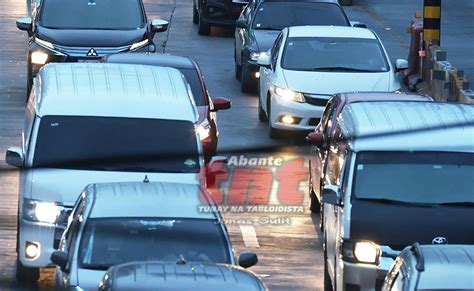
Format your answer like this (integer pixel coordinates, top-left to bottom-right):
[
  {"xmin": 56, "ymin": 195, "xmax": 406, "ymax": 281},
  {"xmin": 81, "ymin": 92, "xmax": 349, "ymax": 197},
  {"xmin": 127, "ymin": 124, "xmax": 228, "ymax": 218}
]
[{"xmin": 5, "ymin": 63, "xmax": 223, "ymax": 282}]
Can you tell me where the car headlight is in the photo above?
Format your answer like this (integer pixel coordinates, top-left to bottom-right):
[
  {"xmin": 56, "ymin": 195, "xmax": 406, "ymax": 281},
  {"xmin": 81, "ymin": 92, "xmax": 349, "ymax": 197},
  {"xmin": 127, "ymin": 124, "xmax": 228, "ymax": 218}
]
[
  {"xmin": 31, "ymin": 51, "xmax": 49, "ymax": 65},
  {"xmin": 130, "ymin": 39, "xmax": 149, "ymax": 51},
  {"xmin": 23, "ymin": 198, "xmax": 60, "ymax": 224},
  {"xmin": 341, "ymin": 240, "xmax": 381, "ymax": 264},
  {"xmin": 273, "ymin": 86, "xmax": 305, "ymax": 103},
  {"xmin": 34, "ymin": 37, "xmax": 54, "ymax": 49},
  {"xmin": 249, "ymin": 51, "xmax": 263, "ymax": 61},
  {"xmin": 196, "ymin": 120, "xmax": 212, "ymax": 141}
]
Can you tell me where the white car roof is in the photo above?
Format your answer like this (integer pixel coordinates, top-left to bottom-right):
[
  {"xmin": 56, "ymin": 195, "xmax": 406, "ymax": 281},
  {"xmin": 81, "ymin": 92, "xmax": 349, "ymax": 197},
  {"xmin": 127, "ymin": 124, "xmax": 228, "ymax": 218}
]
[
  {"xmin": 339, "ymin": 102, "xmax": 474, "ymax": 152},
  {"xmin": 287, "ymin": 25, "xmax": 377, "ymax": 39},
  {"xmin": 34, "ymin": 63, "xmax": 198, "ymax": 122},
  {"xmin": 85, "ymin": 182, "xmax": 217, "ymax": 219}
]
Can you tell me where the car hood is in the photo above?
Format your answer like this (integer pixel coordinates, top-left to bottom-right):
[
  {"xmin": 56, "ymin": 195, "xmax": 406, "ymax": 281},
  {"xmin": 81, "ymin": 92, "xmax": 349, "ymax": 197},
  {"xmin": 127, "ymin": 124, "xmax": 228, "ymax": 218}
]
[
  {"xmin": 281, "ymin": 70, "xmax": 392, "ymax": 94},
  {"xmin": 36, "ymin": 26, "xmax": 147, "ymax": 47},
  {"xmin": 28, "ymin": 169, "xmax": 201, "ymax": 205},
  {"xmin": 350, "ymin": 200, "xmax": 474, "ymax": 249},
  {"xmin": 250, "ymin": 29, "xmax": 280, "ymax": 52},
  {"xmin": 77, "ymin": 268, "xmax": 106, "ymax": 290}
]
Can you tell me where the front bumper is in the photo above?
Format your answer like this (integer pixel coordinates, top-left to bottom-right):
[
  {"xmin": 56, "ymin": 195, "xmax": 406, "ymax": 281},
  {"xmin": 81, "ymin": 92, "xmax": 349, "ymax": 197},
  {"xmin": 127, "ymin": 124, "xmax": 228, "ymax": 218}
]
[
  {"xmin": 270, "ymin": 93, "xmax": 324, "ymax": 131},
  {"xmin": 202, "ymin": 0, "xmax": 245, "ymax": 26},
  {"xmin": 339, "ymin": 253, "xmax": 396, "ymax": 290}
]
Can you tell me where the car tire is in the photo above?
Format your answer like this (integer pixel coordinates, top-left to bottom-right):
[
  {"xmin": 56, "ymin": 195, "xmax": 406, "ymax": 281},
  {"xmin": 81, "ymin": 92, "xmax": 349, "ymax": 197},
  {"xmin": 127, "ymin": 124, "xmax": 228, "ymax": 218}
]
[
  {"xmin": 258, "ymin": 96, "xmax": 268, "ymax": 122},
  {"xmin": 323, "ymin": 248, "xmax": 334, "ymax": 291},
  {"xmin": 197, "ymin": 10, "xmax": 211, "ymax": 35},
  {"xmin": 26, "ymin": 61, "xmax": 33, "ymax": 102},
  {"xmin": 241, "ymin": 66, "xmax": 256, "ymax": 93},
  {"xmin": 235, "ymin": 61, "xmax": 242, "ymax": 80},
  {"xmin": 309, "ymin": 176, "xmax": 320, "ymax": 213},
  {"xmin": 193, "ymin": 2, "xmax": 199, "ymax": 24},
  {"xmin": 15, "ymin": 258, "xmax": 39, "ymax": 283}
]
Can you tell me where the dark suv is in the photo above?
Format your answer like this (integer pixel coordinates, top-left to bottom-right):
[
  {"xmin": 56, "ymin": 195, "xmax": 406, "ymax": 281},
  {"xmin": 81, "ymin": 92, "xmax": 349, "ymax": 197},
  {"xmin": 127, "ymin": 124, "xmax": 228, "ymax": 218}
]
[
  {"xmin": 16, "ymin": 0, "xmax": 169, "ymax": 94},
  {"xmin": 234, "ymin": 0, "xmax": 350, "ymax": 93},
  {"xmin": 193, "ymin": 0, "xmax": 248, "ymax": 35}
]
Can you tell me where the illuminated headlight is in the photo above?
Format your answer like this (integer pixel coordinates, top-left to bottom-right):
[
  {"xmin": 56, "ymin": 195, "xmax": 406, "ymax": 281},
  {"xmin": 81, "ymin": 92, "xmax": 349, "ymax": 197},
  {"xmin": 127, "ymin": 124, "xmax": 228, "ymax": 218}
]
[
  {"xmin": 196, "ymin": 120, "xmax": 212, "ymax": 141},
  {"xmin": 31, "ymin": 51, "xmax": 49, "ymax": 65},
  {"xmin": 34, "ymin": 37, "xmax": 54, "ymax": 49},
  {"xmin": 25, "ymin": 241, "xmax": 40, "ymax": 259},
  {"xmin": 130, "ymin": 39, "xmax": 149, "ymax": 51},
  {"xmin": 23, "ymin": 198, "xmax": 60, "ymax": 224},
  {"xmin": 273, "ymin": 86, "xmax": 305, "ymax": 103},
  {"xmin": 342, "ymin": 240, "xmax": 381, "ymax": 264},
  {"xmin": 249, "ymin": 52, "xmax": 263, "ymax": 61}
]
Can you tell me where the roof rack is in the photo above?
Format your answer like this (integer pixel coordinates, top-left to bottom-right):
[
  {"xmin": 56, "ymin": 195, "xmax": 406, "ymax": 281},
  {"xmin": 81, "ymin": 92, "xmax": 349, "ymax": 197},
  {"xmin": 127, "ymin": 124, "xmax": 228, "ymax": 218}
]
[{"xmin": 411, "ymin": 243, "xmax": 425, "ymax": 272}]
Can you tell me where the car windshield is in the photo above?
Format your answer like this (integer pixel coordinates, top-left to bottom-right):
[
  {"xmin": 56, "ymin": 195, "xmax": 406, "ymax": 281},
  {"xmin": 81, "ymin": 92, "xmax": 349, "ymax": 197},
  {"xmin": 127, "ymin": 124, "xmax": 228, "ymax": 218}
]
[
  {"xmin": 353, "ymin": 152, "xmax": 474, "ymax": 205},
  {"xmin": 281, "ymin": 37, "xmax": 389, "ymax": 72},
  {"xmin": 179, "ymin": 68, "xmax": 206, "ymax": 106},
  {"xmin": 40, "ymin": 0, "xmax": 144, "ymax": 30},
  {"xmin": 33, "ymin": 116, "xmax": 200, "ymax": 173},
  {"xmin": 79, "ymin": 218, "xmax": 231, "ymax": 269},
  {"xmin": 252, "ymin": 2, "xmax": 348, "ymax": 30}
]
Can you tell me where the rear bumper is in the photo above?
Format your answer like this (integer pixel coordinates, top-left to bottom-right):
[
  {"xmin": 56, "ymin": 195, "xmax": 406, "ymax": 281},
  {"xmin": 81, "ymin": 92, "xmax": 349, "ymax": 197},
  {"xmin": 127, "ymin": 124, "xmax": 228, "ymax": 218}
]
[{"xmin": 201, "ymin": 0, "xmax": 245, "ymax": 26}]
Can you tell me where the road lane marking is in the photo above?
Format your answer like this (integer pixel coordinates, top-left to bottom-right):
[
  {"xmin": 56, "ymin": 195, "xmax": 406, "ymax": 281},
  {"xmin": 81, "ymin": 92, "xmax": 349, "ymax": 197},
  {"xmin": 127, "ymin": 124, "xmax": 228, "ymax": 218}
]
[{"xmin": 239, "ymin": 225, "xmax": 260, "ymax": 248}]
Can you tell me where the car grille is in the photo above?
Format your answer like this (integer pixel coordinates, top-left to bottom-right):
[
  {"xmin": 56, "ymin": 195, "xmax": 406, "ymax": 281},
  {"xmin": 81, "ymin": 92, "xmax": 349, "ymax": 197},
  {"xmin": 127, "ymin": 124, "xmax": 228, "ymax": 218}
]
[
  {"xmin": 304, "ymin": 94, "xmax": 331, "ymax": 107},
  {"xmin": 53, "ymin": 44, "xmax": 131, "ymax": 57}
]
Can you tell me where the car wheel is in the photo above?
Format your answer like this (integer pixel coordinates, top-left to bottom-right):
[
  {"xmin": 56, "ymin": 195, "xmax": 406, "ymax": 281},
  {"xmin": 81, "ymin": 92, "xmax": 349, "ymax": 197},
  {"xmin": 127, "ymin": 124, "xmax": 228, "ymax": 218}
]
[
  {"xmin": 241, "ymin": 66, "xmax": 256, "ymax": 93},
  {"xmin": 197, "ymin": 10, "xmax": 211, "ymax": 35},
  {"xmin": 15, "ymin": 258, "xmax": 39, "ymax": 283},
  {"xmin": 258, "ymin": 96, "xmax": 268, "ymax": 122},
  {"xmin": 235, "ymin": 61, "xmax": 242, "ymax": 80},
  {"xmin": 193, "ymin": 2, "xmax": 199, "ymax": 24},
  {"xmin": 309, "ymin": 175, "xmax": 320, "ymax": 213},
  {"xmin": 323, "ymin": 247, "xmax": 334, "ymax": 291},
  {"xmin": 26, "ymin": 61, "xmax": 33, "ymax": 102}
]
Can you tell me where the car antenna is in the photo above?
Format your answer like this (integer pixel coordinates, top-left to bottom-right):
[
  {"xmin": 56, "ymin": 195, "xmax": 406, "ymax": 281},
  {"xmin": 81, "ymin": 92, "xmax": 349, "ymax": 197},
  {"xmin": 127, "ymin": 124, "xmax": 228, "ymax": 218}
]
[
  {"xmin": 143, "ymin": 175, "xmax": 149, "ymax": 183},
  {"xmin": 176, "ymin": 254, "xmax": 187, "ymax": 265}
]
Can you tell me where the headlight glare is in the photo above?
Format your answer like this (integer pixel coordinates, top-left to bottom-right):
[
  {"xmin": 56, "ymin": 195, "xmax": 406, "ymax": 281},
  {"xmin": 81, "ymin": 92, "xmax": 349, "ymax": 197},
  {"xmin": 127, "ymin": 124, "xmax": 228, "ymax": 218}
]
[
  {"xmin": 130, "ymin": 39, "xmax": 149, "ymax": 51},
  {"xmin": 23, "ymin": 199, "xmax": 59, "ymax": 224},
  {"xmin": 31, "ymin": 51, "xmax": 49, "ymax": 65},
  {"xmin": 342, "ymin": 240, "xmax": 380, "ymax": 265},
  {"xmin": 273, "ymin": 86, "xmax": 305, "ymax": 103},
  {"xmin": 249, "ymin": 52, "xmax": 262, "ymax": 61}
]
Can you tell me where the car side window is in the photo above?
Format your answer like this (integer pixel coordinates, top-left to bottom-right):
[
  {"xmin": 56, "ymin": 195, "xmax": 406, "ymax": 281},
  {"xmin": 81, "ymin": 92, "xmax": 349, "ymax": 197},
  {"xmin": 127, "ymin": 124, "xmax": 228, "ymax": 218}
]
[{"xmin": 271, "ymin": 33, "xmax": 283, "ymax": 69}]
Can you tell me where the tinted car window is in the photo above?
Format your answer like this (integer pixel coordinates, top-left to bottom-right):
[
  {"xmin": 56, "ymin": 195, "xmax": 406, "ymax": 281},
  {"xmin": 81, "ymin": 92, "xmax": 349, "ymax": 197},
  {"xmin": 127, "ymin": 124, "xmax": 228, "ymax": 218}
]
[
  {"xmin": 179, "ymin": 68, "xmax": 206, "ymax": 106},
  {"xmin": 79, "ymin": 218, "xmax": 231, "ymax": 269},
  {"xmin": 33, "ymin": 116, "xmax": 200, "ymax": 173},
  {"xmin": 252, "ymin": 2, "xmax": 348, "ymax": 30},
  {"xmin": 40, "ymin": 0, "xmax": 144, "ymax": 30},
  {"xmin": 353, "ymin": 152, "xmax": 474, "ymax": 204},
  {"xmin": 282, "ymin": 37, "xmax": 389, "ymax": 72}
]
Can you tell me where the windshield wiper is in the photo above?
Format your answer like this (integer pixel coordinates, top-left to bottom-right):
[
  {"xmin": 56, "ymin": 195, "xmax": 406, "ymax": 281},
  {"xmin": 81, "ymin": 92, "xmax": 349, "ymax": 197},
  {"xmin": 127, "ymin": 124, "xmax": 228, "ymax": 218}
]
[
  {"xmin": 357, "ymin": 198, "xmax": 434, "ymax": 208},
  {"xmin": 311, "ymin": 66, "xmax": 380, "ymax": 72},
  {"xmin": 81, "ymin": 263, "xmax": 110, "ymax": 270},
  {"xmin": 438, "ymin": 201, "xmax": 474, "ymax": 207}
]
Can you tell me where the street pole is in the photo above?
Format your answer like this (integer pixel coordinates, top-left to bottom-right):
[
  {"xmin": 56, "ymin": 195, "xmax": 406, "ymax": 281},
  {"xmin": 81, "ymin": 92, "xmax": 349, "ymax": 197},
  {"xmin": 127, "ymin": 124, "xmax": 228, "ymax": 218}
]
[{"xmin": 423, "ymin": 0, "xmax": 441, "ymax": 45}]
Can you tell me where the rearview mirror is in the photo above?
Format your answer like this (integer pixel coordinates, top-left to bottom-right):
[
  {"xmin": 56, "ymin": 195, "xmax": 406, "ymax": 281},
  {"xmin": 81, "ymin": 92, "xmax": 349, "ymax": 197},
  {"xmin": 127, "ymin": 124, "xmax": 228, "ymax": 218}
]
[
  {"xmin": 206, "ymin": 156, "xmax": 228, "ymax": 185},
  {"xmin": 6, "ymin": 147, "xmax": 25, "ymax": 168},
  {"xmin": 256, "ymin": 53, "xmax": 271, "ymax": 68},
  {"xmin": 238, "ymin": 252, "xmax": 258, "ymax": 268},
  {"xmin": 395, "ymin": 59, "xmax": 409, "ymax": 72},
  {"xmin": 235, "ymin": 19, "xmax": 247, "ymax": 29},
  {"xmin": 350, "ymin": 21, "xmax": 367, "ymax": 28},
  {"xmin": 50, "ymin": 251, "xmax": 68, "ymax": 272},
  {"xmin": 16, "ymin": 17, "xmax": 32, "ymax": 35},
  {"xmin": 305, "ymin": 132, "xmax": 324, "ymax": 147},
  {"xmin": 321, "ymin": 185, "xmax": 340, "ymax": 206},
  {"xmin": 151, "ymin": 19, "xmax": 169, "ymax": 33},
  {"xmin": 212, "ymin": 97, "xmax": 232, "ymax": 111}
]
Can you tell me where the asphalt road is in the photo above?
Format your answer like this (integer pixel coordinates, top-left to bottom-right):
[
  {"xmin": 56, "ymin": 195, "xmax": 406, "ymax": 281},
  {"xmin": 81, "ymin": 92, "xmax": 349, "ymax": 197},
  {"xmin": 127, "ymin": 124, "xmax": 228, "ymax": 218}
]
[{"xmin": 0, "ymin": 0, "xmax": 472, "ymax": 290}]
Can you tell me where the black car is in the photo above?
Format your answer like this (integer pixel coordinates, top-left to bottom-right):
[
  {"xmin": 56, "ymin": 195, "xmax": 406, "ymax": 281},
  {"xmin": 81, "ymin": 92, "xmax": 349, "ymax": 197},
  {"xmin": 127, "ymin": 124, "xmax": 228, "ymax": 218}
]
[
  {"xmin": 193, "ymin": 0, "xmax": 248, "ymax": 35},
  {"xmin": 16, "ymin": 0, "xmax": 169, "ymax": 95},
  {"xmin": 234, "ymin": 0, "xmax": 351, "ymax": 93}
]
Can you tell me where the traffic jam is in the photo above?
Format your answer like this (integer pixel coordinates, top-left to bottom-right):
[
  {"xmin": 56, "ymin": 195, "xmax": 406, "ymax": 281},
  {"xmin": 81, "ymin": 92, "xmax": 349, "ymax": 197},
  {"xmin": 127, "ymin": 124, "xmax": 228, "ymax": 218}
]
[{"xmin": 0, "ymin": 0, "xmax": 473, "ymax": 290}]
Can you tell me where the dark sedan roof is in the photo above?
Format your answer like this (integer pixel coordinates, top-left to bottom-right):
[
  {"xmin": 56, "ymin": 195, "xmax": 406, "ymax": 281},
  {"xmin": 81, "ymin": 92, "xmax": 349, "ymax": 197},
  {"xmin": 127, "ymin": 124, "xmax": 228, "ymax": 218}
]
[
  {"xmin": 103, "ymin": 261, "xmax": 267, "ymax": 290},
  {"xmin": 105, "ymin": 53, "xmax": 195, "ymax": 70}
]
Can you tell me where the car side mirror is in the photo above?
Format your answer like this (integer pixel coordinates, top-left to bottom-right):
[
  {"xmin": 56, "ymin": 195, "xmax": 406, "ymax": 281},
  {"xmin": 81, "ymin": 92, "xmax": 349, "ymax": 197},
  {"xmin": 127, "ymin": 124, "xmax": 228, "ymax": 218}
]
[
  {"xmin": 305, "ymin": 132, "xmax": 324, "ymax": 147},
  {"xmin": 238, "ymin": 252, "xmax": 258, "ymax": 268},
  {"xmin": 6, "ymin": 147, "xmax": 25, "ymax": 168},
  {"xmin": 321, "ymin": 185, "xmax": 340, "ymax": 206},
  {"xmin": 206, "ymin": 156, "xmax": 228, "ymax": 185},
  {"xmin": 151, "ymin": 19, "xmax": 169, "ymax": 33},
  {"xmin": 212, "ymin": 97, "xmax": 232, "ymax": 111},
  {"xmin": 256, "ymin": 53, "xmax": 271, "ymax": 68},
  {"xmin": 235, "ymin": 19, "xmax": 247, "ymax": 29},
  {"xmin": 395, "ymin": 59, "xmax": 409, "ymax": 72},
  {"xmin": 350, "ymin": 21, "xmax": 367, "ymax": 28},
  {"xmin": 51, "ymin": 251, "xmax": 68, "ymax": 272},
  {"xmin": 16, "ymin": 17, "xmax": 33, "ymax": 35}
]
